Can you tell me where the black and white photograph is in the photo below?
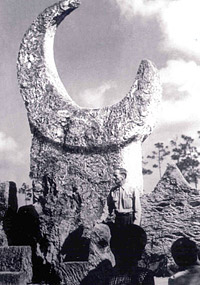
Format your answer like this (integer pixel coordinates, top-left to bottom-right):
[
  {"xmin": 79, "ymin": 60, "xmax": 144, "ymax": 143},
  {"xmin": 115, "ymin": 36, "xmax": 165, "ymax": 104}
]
[{"xmin": 0, "ymin": 0, "xmax": 200, "ymax": 284}]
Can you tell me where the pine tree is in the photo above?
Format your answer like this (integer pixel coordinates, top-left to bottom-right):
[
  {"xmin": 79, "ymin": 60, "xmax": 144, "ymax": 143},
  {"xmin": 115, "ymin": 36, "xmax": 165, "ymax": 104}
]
[
  {"xmin": 146, "ymin": 142, "xmax": 170, "ymax": 179},
  {"xmin": 171, "ymin": 135, "xmax": 200, "ymax": 189}
]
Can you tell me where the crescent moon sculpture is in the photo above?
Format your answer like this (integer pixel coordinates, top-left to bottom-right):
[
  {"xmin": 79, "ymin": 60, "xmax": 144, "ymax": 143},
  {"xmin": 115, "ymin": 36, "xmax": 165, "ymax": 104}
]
[
  {"xmin": 17, "ymin": 0, "xmax": 162, "ymax": 281},
  {"xmin": 17, "ymin": 0, "xmax": 161, "ymax": 148}
]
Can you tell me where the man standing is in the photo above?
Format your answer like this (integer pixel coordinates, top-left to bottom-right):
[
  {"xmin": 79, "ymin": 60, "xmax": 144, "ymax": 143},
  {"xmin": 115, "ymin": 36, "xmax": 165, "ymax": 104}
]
[{"xmin": 100, "ymin": 168, "xmax": 141, "ymax": 226}]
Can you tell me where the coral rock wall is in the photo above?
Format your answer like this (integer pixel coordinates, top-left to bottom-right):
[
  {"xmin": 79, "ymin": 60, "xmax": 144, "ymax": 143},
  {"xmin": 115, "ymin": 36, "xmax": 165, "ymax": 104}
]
[{"xmin": 141, "ymin": 164, "xmax": 200, "ymax": 275}]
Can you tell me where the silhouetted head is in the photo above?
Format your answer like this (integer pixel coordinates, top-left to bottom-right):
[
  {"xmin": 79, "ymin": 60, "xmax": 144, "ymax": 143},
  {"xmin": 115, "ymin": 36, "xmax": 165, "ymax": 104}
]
[
  {"xmin": 171, "ymin": 238, "xmax": 199, "ymax": 267},
  {"xmin": 111, "ymin": 224, "xmax": 147, "ymax": 266}
]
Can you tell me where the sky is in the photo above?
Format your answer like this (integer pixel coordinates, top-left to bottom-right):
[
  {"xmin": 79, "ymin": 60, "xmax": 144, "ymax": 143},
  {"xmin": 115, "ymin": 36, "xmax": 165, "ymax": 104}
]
[{"xmin": 0, "ymin": 0, "xmax": 200, "ymax": 192}]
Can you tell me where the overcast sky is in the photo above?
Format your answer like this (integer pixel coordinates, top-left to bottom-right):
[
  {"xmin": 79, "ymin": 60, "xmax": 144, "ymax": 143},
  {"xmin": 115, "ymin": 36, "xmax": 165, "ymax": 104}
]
[{"xmin": 0, "ymin": 0, "xmax": 200, "ymax": 191}]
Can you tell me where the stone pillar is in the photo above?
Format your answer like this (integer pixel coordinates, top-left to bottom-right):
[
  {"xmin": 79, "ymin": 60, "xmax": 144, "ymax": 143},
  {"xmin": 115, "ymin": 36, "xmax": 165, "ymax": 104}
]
[
  {"xmin": 17, "ymin": 0, "xmax": 162, "ymax": 278},
  {"xmin": 0, "ymin": 181, "xmax": 18, "ymax": 246},
  {"xmin": 0, "ymin": 246, "xmax": 32, "ymax": 285}
]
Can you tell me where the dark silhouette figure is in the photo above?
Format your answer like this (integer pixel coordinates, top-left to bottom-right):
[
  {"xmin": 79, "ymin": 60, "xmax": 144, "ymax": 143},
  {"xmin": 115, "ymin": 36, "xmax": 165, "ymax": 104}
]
[
  {"xmin": 169, "ymin": 237, "xmax": 200, "ymax": 285},
  {"xmin": 15, "ymin": 205, "xmax": 60, "ymax": 284},
  {"xmin": 16, "ymin": 205, "xmax": 41, "ymax": 247},
  {"xmin": 15, "ymin": 205, "xmax": 43, "ymax": 282},
  {"xmin": 109, "ymin": 224, "xmax": 155, "ymax": 285}
]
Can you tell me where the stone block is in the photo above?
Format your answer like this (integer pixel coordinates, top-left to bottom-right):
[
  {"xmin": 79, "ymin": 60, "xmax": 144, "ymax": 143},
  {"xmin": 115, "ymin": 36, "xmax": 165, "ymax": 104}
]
[
  {"xmin": 0, "ymin": 246, "xmax": 32, "ymax": 283},
  {"xmin": 89, "ymin": 224, "xmax": 115, "ymax": 268},
  {"xmin": 0, "ymin": 272, "xmax": 26, "ymax": 285}
]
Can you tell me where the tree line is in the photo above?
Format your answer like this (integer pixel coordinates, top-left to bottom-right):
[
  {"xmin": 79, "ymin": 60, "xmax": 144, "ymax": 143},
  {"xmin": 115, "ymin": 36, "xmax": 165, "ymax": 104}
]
[{"xmin": 143, "ymin": 132, "xmax": 200, "ymax": 189}]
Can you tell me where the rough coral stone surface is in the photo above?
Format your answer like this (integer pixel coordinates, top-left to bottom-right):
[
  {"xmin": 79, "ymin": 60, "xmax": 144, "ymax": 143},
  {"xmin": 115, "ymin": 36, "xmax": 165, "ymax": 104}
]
[
  {"xmin": 58, "ymin": 224, "xmax": 115, "ymax": 284},
  {"xmin": 88, "ymin": 224, "xmax": 115, "ymax": 268},
  {"xmin": 141, "ymin": 164, "xmax": 200, "ymax": 276},
  {"xmin": 17, "ymin": 0, "xmax": 161, "ymax": 277},
  {"xmin": 0, "ymin": 246, "xmax": 32, "ymax": 283},
  {"xmin": 59, "ymin": 262, "xmax": 89, "ymax": 285},
  {"xmin": 0, "ymin": 272, "xmax": 27, "ymax": 285},
  {"xmin": 0, "ymin": 182, "xmax": 10, "ymax": 246},
  {"xmin": 0, "ymin": 182, "xmax": 18, "ymax": 246},
  {"xmin": 0, "ymin": 182, "xmax": 18, "ymax": 219},
  {"xmin": 0, "ymin": 182, "xmax": 10, "ymax": 220}
]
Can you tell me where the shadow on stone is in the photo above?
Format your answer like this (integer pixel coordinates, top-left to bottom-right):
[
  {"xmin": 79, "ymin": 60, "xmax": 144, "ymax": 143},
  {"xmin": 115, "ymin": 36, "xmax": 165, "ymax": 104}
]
[
  {"xmin": 16, "ymin": 205, "xmax": 41, "ymax": 247},
  {"xmin": 61, "ymin": 225, "xmax": 90, "ymax": 262},
  {"xmin": 14, "ymin": 205, "xmax": 60, "ymax": 284}
]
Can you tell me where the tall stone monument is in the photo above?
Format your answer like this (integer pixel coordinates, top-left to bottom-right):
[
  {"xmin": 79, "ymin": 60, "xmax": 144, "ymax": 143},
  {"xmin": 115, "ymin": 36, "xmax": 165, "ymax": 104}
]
[{"xmin": 17, "ymin": 0, "xmax": 162, "ymax": 280}]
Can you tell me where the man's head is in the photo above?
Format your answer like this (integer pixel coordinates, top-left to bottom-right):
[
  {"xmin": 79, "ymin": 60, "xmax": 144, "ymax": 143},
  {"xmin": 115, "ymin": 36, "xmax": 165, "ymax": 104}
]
[
  {"xmin": 113, "ymin": 168, "xmax": 127, "ymax": 187},
  {"xmin": 171, "ymin": 238, "xmax": 199, "ymax": 267}
]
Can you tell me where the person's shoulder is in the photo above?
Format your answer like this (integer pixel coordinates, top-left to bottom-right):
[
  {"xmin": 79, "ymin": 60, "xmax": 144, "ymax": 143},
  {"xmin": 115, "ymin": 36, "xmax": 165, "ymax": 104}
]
[
  {"xmin": 123, "ymin": 186, "xmax": 136, "ymax": 197},
  {"xmin": 123, "ymin": 184, "xmax": 135, "ymax": 192},
  {"xmin": 189, "ymin": 264, "xmax": 200, "ymax": 273},
  {"xmin": 168, "ymin": 269, "xmax": 190, "ymax": 284},
  {"xmin": 170, "ymin": 270, "xmax": 189, "ymax": 278}
]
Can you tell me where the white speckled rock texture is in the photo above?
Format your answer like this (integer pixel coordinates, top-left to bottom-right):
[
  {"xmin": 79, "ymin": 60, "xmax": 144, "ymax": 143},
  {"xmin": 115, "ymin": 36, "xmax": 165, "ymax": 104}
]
[
  {"xmin": 141, "ymin": 164, "xmax": 200, "ymax": 276},
  {"xmin": 0, "ymin": 246, "xmax": 32, "ymax": 284},
  {"xmin": 58, "ymin": 224, "xmax": 115, "ymax": 284},
  {"xmin": 0, "ymin": 182, "xmax": 18, "ymax": 246},
  {"xmin": 17, "ymin": 0, "xmax": 162, "ymax": 278}
]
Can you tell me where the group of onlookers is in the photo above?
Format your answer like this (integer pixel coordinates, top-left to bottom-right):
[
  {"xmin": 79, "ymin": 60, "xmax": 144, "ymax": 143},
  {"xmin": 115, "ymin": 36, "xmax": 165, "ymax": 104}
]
[
  {"xmin": 81, "ymin": 223, "xmax": 200, "ymax": 285},
  {"xmin": 108, "ymin": 225, "xmax": 200, "ymax": 285}
]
